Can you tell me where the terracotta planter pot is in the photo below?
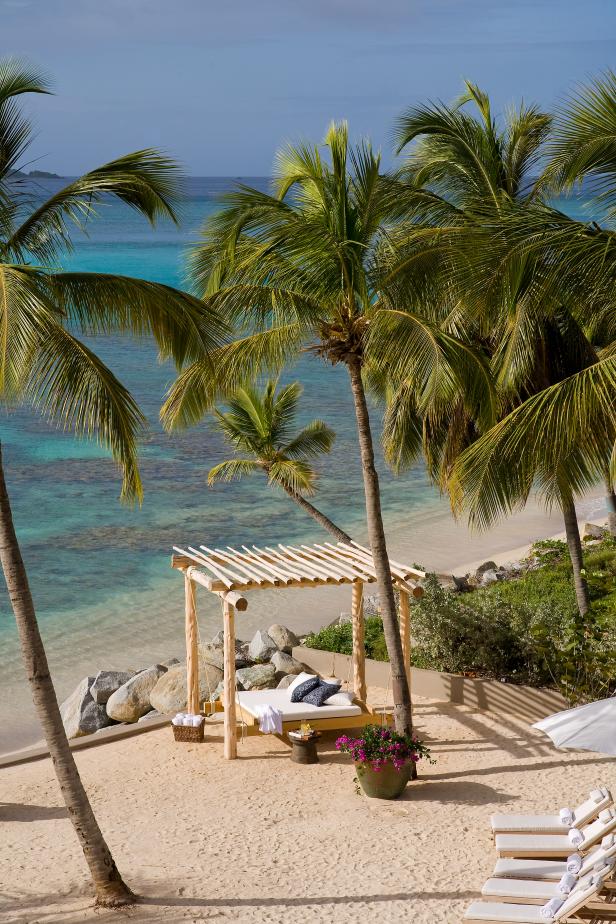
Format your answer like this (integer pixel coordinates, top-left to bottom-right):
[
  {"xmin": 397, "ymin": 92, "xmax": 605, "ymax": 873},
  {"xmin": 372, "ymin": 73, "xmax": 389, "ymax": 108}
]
[{"xmin": 355, "ymin": 760, "xmax": 412, "ymax": 799}]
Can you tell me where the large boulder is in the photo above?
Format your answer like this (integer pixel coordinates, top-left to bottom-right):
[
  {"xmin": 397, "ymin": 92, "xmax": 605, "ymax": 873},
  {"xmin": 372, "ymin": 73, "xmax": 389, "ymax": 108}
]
[
  {"xmin": 60, "ymin": 676, "xmax": 114, "ymax": 738},
  {"xmin": 270, "ymin": 650, "xmax": 304, "ymax": 679},
  {"xmin": 106, "ymin": 665, "xmax": 166, "ymax": 722},
  {"xmin": 236, "ymin": 663, "xmax": 277, "ymax": 690},
  {"xmin": 584, "ymin": 522, "xmax": 608, "ymax": 540},
  {"xmin": 267, "ymin": 624, "xmax": 299, "ymax": 653},
  {"xmin": 475, "ymin": 561, "xmax": 497, "ymax": 578},
  {"xmin": 200, "ymin": 641, "xmax": 249, "ymax": 670},
  {"xmin": 248, "ymin": 629, "xmax": 278, "ymax": 663},
  {"xmin": 480, "ymin": 568, "xmax": 500, "ymax": 587},
  {"xmin": 149, "ymin": 662, "xmax": 223, "ymax": 713},
  {"xmin": 89, "ymin": 670, "xmax": 135, "ymax": 705}
]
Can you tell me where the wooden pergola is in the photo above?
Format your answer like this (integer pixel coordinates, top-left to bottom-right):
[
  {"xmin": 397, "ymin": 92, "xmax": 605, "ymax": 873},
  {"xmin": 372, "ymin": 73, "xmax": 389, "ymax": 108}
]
[{"xmin": 171, "ymin": 540, "xmax": 425, "ymax": 759}]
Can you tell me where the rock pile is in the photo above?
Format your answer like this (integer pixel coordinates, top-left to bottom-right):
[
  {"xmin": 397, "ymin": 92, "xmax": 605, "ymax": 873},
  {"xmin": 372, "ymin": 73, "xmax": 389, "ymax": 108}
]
[{"xmin": 59, "ymin": 623, "xmax": 304, "ymax": 740}]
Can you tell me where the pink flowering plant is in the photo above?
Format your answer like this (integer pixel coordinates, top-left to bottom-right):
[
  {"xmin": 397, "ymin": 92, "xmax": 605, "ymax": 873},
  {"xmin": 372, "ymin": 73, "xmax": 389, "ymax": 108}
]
[{"xmin": 335, "ymin": 724, "xmax": 433, "ymax": 774}]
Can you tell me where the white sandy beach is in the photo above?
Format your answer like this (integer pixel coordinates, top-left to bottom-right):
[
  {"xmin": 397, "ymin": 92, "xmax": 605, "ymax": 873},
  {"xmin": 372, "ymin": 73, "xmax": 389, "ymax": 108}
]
[{"xmin": 1, "ymin": 686, "xmax": 613, "ymax": 924}]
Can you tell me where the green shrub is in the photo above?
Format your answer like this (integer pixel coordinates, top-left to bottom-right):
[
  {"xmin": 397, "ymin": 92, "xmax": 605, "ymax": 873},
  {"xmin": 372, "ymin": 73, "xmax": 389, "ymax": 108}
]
[{"xmin": 303, "ymin": 536, "xmax": 616, "ymax": 704}]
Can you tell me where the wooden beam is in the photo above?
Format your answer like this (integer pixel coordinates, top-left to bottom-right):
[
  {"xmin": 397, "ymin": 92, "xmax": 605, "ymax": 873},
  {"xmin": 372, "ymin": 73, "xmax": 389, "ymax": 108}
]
[
  {"xmin": 185, "ymin": 573, "xmax": 199, "ymax": 715},
  {"xmin": 215, "ymin": 589, "xmax": 248, "ymax": 612},
  {"xmin": 351, "ymin": 582, "xmax": 366, "ymax": 702},
  {"xmin": 223, "ymin": 600, "xmax": 237, "ymax": 760},
  {"xmin": 399, "ymin": 589, "xmax": 411, "ymax": 694}
]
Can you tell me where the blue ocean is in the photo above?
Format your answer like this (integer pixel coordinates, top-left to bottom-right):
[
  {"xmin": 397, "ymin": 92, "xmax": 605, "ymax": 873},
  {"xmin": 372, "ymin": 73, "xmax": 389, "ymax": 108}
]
[{"xmin": 0, "ymin": 177, "xmax": 600, "ymax": 753}]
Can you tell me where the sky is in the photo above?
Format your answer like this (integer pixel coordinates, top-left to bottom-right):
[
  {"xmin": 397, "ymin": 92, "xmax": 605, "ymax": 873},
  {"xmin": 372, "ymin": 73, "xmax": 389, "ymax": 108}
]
[{"xmin": 3, "ymin": 0, "xmax": 616, "ymax": 176}]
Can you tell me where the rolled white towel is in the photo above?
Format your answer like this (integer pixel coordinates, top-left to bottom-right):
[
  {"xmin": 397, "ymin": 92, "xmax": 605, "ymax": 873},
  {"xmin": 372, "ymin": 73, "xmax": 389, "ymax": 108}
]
[
  {"xmin": 559, "ymin": 807, "xmax": 574, "ymax": 827},
  {"xmin": 568, "ymin": 828, "xmax": 584, "ymax": 847},
  {"xmin": 182, "ymin": 716, "xmax": 194, "ymax": 726},
  {"xmin": 540, "ymin": 896, "xmax": 564, "ymax": 919},
  {"xmin": 191, "ymin": 715, "xmax": 203, "ymax": 727},
  {"xmin": 557, "ymin": 872, "xmax": 577, "ymax": 895},
  {"xmin": 171, "ymin": 716, "xmax": 183, "ymax": 726},
  {"xmin": 566, "ymin": 852, "xmax": 582, "ymax": 873}
]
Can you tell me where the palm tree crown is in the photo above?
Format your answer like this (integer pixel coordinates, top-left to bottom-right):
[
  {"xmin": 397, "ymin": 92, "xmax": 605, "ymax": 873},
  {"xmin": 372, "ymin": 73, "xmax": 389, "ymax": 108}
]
[{"xmin": 209, "ymin": 380, "xmax": 334, "ymax": 494}]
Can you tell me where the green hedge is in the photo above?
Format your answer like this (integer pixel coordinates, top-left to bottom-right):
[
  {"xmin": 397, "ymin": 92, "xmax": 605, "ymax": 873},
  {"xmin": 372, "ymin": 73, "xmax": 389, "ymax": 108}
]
[{"xmin": 304, "ymin": 538, "xmax": 616, "ymax": 704}]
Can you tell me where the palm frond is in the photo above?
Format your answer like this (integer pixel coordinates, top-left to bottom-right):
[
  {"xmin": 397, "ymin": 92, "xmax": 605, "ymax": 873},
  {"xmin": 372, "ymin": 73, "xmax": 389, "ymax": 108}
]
[{"xmin": 207, "ymin": 458, "xmax": 263, "ymax": 485}]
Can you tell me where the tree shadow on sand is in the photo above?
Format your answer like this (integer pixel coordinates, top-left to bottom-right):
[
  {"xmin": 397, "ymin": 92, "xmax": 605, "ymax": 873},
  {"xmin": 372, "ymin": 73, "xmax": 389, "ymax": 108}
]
[{"xmin": 0, "ymin": 801, "xmax": 68, "ymax": 822}]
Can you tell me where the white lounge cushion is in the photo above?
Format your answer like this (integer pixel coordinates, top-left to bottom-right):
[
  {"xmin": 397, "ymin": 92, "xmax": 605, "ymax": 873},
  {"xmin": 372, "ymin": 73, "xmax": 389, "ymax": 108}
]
[
  {"xmin": 482, "ymin": 878, "xmax": 561, "ymax": 901},
  {"xmin": 493, "ymin": 859, "xmax": 568, "ymax": 881},
  {"xmin": 236, "ymin": 689, "xmax": 362, "ymax": 722},
  {"xmin": 464, "ymin": 902, "xmax": 548, "ymax": 922},
  {"xmin": 286, "ymin": 672, "xmax": 317, "ymax": 696},
  {"xmin": 490, "ymin": 787, "xmax": 612, "ymax": 834}
]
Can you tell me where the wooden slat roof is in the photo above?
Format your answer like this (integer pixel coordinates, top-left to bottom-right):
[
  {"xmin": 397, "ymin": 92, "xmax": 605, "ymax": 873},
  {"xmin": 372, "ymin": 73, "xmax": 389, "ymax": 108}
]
[{"xmin": 171, "ymin": 540, "xmax": 425, "ymax": 595}]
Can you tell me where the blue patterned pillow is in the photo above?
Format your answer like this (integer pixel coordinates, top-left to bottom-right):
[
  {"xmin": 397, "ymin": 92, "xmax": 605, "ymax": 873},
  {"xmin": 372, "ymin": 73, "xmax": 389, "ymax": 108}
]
[
  {"xmin": 301, "ymin": 682, "xmax": 341, "ymax": 707},
  {"xmin": 290, "ymin": 676, "xmax": 320, "ymax": 702}
]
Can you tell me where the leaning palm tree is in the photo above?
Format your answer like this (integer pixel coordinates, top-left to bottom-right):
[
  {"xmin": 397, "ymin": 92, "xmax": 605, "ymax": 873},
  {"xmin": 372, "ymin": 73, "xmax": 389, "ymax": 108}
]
[
  {"xmin": 162, "ymin": 122, "xmax": 490, "ymax": 736},
  {"xmin": 209, "ymin": 380, "xmax": 351, "ymax": 542},
  {"xmin": 0, "ymin": 60, "xmax": 224, "ymax": 907}
]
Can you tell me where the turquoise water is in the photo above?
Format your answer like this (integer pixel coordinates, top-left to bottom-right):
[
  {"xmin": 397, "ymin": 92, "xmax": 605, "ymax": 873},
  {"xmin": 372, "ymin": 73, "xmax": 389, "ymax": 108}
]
[{"xmin": 0, "ymin": 178, "xmax": 598, "ymax": 752}]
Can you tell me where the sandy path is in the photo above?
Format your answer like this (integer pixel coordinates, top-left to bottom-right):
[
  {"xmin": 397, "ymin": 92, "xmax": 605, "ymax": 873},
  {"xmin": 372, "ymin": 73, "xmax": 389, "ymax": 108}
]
[{"xmin": 1, "ymin": 688, "xmax": 613, "ymax": 924}]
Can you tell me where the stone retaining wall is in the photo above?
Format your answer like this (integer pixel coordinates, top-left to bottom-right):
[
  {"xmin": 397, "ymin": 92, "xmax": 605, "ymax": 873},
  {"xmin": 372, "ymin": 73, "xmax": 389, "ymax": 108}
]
[{"xmin": 293, "ymin": 646, "xmax": 567, "ymax": 724}]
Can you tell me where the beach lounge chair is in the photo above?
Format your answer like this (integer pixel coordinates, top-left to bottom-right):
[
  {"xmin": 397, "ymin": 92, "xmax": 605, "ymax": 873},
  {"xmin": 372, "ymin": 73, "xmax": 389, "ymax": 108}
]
[
  {"xmin": 492, "ymin": 834, "xmax": 616, "ymax": 881},
  {"xmin": 481, "ymin": 858, "xmax": 615, "ymax": 903},
  {"xmin": 464, "ymin": 870, "xmax": 610, "ymax": 922},
  {"xmin": 490, "ymin": 787, "xmax": 612, "ymax": 835},
  {"xmin": 495, "ymin": 808, "xmax": 616, "ymax": 858}
]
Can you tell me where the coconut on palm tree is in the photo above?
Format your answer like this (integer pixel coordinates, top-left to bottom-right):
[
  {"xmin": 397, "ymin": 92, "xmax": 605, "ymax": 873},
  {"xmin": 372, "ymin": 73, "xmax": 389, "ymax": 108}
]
[
  {"xmin": 0, "ymin": 60, "xmax": 224, "ymax": 907},
  {"xmin": 209, "ymin": 380, "xmax": 351, "ymax": 542},
  {"xmin": 162, "ymin": 122, "xmax": 490, "ymax": 736}
]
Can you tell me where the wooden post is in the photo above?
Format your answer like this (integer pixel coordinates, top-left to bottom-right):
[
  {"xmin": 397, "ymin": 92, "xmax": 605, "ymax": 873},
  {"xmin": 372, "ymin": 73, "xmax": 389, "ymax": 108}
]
[
  {"xmin": 351, "ymin": 582, "xmax": 366, "ymax": 702},
  {"xmin": 185, "ymin": 572, "xmax": 199, "ymax": 714},
  {"xmin": 223, "ymin": 600, "xmax": 237, "ymax": 759},
  {"xmin": 399, "ymin": 588, "xmax": 411, "ymax": 694}
]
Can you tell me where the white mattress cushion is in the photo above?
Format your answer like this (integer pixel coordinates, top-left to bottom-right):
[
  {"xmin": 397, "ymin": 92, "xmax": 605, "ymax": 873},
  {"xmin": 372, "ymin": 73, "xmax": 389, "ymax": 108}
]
[
  {"xmin": 482, "ymin": 878, "xmax": 558, "ymax": 900},
  {"xmin": 464, "ymin": 901, "xmax": 545, "ymax": 922},
  {"xmin": 493, "ymin": 858, "xmax": 566, "ymax": 881},
  {"xmin": 236, "ymin": 689, "xmax": 362, "ymax": 721},
  {"xmin": 490, "ymin": 813, "xmax": 568, "ymax": 833},
  {"xmin": 495, "ymin": 834, "xmax": 571, "ymax": 856}
]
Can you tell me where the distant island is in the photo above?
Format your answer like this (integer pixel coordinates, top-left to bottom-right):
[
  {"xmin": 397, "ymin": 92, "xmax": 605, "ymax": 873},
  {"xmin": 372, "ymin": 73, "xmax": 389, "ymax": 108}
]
[{"xmin": 9, "ymin": 168, "xmax": 63, "ymax": 179}]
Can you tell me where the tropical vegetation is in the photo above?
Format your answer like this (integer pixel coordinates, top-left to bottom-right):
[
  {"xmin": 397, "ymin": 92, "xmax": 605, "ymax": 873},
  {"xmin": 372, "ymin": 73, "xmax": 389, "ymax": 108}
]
[{"xmin": 0, "ymin": 59, "xmax": 222, "ymax": 906}]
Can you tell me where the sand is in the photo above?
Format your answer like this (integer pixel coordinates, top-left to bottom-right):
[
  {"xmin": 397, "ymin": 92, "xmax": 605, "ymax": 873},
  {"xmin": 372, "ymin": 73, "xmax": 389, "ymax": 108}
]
[{"xmin": 1, "ymin": 686, "xmax": 613, "ymax": 924}]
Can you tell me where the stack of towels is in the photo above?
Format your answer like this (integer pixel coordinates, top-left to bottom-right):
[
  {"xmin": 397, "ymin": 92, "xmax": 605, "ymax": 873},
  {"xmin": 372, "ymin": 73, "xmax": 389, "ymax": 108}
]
[{"xmin": 171, "ymin": 712, "xmax": 204, "ymax": 727}]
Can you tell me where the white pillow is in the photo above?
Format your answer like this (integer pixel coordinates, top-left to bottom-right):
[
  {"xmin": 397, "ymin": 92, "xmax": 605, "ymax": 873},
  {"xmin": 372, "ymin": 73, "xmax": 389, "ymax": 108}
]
[
  {"xmin": 287, "ymin": 672, "xmax": 317, "ymax": 696},
  {"xmin": 324, "ymin": 690, "xmax": 355, "ymax": 706},
  {"xmin": 322, "ymin": 677, "xmax": 340, "ymax": 686}
]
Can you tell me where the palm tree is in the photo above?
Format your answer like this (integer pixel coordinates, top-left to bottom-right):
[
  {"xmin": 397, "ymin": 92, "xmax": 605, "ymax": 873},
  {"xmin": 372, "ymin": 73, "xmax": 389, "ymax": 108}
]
[
  {"xmin": 209, "ymin": 380, "xmax": 351, "ymax": 542},
  {"xmin": 388, "ymin": 82, "xmax": 608, "ymax": 617},
  {"xmin": 0, "ymin": 60, "xmax": 224, "ymax": 907},
  {"xmin": 162, "ymin": 122, "xmax": 490, "ymax": 736},
  {"xmin": 449, "ymin": 356, "xmax": 616, "ymax": 613}
]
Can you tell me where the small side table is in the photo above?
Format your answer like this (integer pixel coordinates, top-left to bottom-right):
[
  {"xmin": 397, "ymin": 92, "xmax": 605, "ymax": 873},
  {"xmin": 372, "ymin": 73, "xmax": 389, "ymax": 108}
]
[{"xmin": 289, "ymin": 731, "xmax": 321, "ymax": 764}]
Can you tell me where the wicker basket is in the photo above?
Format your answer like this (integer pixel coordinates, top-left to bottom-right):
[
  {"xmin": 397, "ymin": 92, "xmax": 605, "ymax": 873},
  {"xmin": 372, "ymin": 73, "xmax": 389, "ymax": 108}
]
[{"xmin": 172, "ymin": 721, "xmax": 204, "ymax": 743}]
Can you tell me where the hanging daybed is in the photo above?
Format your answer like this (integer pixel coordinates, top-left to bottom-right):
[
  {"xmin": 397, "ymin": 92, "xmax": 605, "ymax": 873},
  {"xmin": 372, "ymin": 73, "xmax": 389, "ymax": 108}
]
[{"xmin": 171, "ymin": 540, "xmax": 424, "ymax": 759}]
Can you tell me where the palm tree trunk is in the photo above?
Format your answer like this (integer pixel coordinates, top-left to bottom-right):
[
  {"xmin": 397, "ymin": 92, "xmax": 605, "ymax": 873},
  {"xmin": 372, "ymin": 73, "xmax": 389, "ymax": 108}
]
[
  {"xmin": 0, "ymin": 445, "xmax": 135, "ymax": 908},
  {"xmin": 604, "ymin": 466, "xmax": 616, "ymax": 537},
  {"xmin": 346, "ymin": 358, "xmax": 413, "ymax": 737},
  {"xmin": 560, "ymin": 490, "xmax": 590, "ymax": 618},
  {"xmin": 281, "ymin": 485, "xmax": 352, "ymax": 543}
]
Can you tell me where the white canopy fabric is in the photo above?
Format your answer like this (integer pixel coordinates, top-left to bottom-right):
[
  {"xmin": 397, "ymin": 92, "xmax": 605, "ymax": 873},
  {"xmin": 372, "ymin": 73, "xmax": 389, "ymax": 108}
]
[{"xmin": 533, "ymin": 696, "xmax": 616, "ymax": 756}]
